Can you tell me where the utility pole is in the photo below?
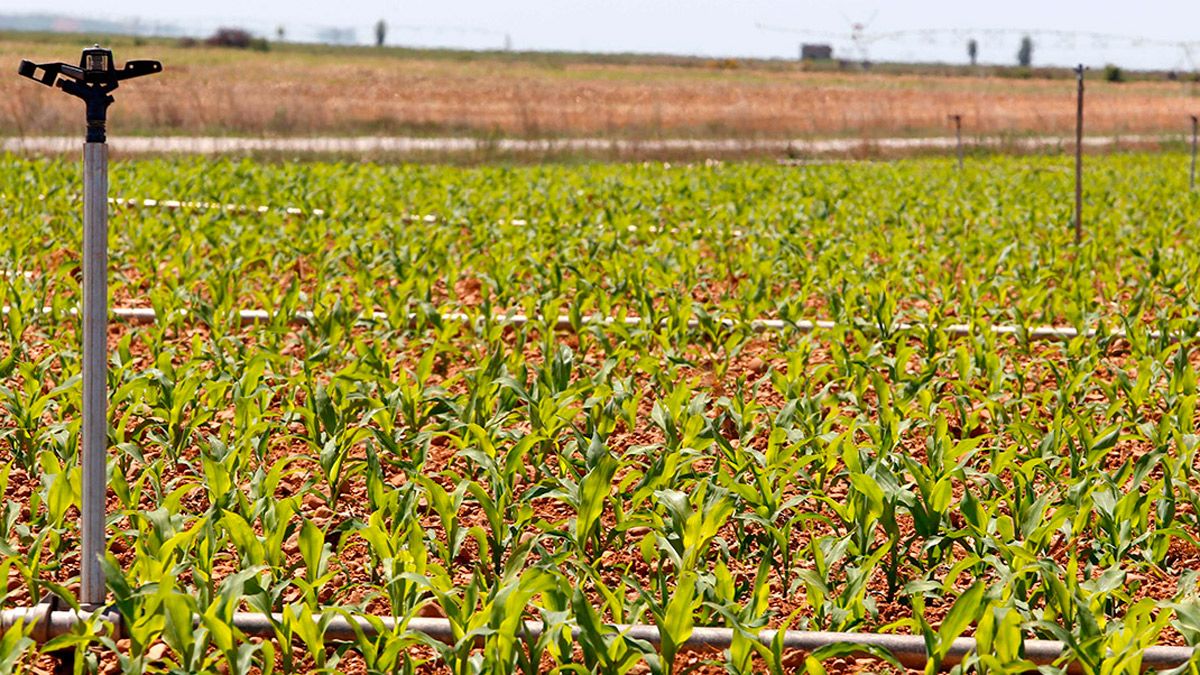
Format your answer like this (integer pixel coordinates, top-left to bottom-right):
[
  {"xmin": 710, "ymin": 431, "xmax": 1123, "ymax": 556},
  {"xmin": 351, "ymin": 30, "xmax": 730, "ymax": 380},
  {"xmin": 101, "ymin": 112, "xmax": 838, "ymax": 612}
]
[
  {"xmin": 949, "ymin": 114, "xmax": 964, "ymax": 172},
  {"xmin": 1190, "ymin": 114, "xmax": 1198, "ymax": 191},
  {"xmin": 18, "ymin": 45, "xmax": 161, "ymax": 608},
  {"xmin": 1074, "ymin": 64, "xmax": 1085, "ymax": 245}
]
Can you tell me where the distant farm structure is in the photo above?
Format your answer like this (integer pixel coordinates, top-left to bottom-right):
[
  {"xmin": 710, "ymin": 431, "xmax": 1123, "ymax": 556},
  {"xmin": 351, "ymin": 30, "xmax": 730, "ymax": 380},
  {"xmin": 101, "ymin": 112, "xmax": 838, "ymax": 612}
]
[{"xmin": 801, "ymin": 43, "xmax": 833, "ymax": 61}]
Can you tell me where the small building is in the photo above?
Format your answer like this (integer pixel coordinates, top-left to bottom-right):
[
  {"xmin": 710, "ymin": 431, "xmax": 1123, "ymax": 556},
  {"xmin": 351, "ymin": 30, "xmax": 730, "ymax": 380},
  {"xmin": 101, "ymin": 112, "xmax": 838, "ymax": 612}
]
[{"xmin": 801, "ymin": 44, "xmax": 833, "ymax": 61}]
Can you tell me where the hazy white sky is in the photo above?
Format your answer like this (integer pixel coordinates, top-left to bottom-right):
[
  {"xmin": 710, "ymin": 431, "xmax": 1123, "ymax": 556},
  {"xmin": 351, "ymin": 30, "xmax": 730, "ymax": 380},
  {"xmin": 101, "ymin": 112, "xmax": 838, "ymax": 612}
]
[{"xmin": 7, "ymin": 0, "xmax": 1200, "ymax": 70}]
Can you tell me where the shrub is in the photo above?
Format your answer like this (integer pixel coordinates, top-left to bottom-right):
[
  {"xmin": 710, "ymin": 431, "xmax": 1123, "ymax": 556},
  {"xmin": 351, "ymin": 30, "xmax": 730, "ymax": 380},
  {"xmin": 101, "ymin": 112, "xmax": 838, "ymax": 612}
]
[{"xmin": 205, "ymin": 28, "xmax": 269, "ymax": 51}]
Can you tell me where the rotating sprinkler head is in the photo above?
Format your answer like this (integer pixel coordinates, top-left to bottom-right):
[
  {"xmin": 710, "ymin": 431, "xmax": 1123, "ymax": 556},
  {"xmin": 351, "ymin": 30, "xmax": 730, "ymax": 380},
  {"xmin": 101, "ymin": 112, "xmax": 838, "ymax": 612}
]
[{"xmin": 18, "ymin": 44, "xmax": 162, "ymax": 143}]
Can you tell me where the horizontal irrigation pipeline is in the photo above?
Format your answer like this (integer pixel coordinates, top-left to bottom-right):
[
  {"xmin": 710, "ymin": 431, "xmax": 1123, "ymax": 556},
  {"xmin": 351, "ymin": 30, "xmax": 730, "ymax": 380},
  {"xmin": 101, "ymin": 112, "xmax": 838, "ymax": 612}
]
[
  {"xmin": 108, "ymin": 197, "xmax": 325, "ymax": 216},
  {"xmin": 0, "ymin": 194, "xmax": 327, "ymax": 217},
  {"xmin": 0, "ymin": 305, "xmax": 1173, "ymax": 342},
  {"xmin": 0, "ymin": 133, "xmax": 1180, "ymax": 157},
  {"xmin": 31, "ymin": 193, "xmax": 719, "ymax": 233},
  {"xmin": 111, "ymin": 196, "xmax": 683, "ymax": 234},
  {"xmin": 0, "ymin": 606, "xmax": 1192, "ymax": 672}
]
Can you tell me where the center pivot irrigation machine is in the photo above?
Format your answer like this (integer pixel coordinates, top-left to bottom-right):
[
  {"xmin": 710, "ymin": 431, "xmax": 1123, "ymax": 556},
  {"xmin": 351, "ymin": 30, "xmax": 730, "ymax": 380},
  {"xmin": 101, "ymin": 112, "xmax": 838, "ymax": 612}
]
[{"xmin": 5, "ymin": 44, "xmax": 1200, "ymax": 673}]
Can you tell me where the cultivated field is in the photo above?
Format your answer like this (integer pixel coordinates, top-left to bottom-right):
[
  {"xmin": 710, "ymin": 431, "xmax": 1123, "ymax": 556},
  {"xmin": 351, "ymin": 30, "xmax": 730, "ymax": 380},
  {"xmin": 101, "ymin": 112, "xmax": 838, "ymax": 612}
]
[
  {"xmin": 1, "ymin": 34, "xmax": 1198, "ymax": 144},
  {"xmin": 2, "ymin": 152, "xmax": 1200, "ymax": 672}
]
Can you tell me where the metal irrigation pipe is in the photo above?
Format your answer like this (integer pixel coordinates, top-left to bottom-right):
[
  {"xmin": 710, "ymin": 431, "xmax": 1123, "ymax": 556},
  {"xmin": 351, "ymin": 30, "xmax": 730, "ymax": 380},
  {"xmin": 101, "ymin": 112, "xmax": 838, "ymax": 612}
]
[
  {"xmin": 108, "ymin": 197, "xmax": 325, "ymax": 217},
  {"xmin": 0, "ymin": 606, "xmax": 1193, "ymax": 672},
  {"xmin": 948, "ymin": 114, "xmax": 964, "ymax": 172},
  {"xmin": 1073, "ymin": 64, "xmax": 1086, "ymax": 246},
  {"xmin": 80, "ymin": 136, "xmax": 108, "ymax": 606},
  {"xmin": 1190, "ymin": 114, "xmax": 1198, "ymax": 192},
  {"xmin": 0, "ymin": 305, "xmax": 1173, "ymax": 342},
  {"xmin": 18, "ymin": 44, "xmax": 162, "ymax": 607}
]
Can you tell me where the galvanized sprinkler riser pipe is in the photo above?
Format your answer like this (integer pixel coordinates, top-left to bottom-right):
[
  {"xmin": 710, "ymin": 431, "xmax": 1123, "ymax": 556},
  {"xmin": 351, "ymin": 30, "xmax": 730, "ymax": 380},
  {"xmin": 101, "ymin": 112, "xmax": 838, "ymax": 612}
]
[
  {"xmin": 80, "ymin": 141, "xmax": 107, "ymax": 606},
  {"xmin": 16, "ymin": 45, "xmax": 162, "ymax": 608}
]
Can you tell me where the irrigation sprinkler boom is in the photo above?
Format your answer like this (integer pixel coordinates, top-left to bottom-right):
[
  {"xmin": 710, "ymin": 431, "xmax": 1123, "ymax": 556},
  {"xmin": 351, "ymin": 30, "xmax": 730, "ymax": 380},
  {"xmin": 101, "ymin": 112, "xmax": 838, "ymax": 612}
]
[{"xmin": 16, "ymin": 45, "xmax": 161, "ymax": 609}]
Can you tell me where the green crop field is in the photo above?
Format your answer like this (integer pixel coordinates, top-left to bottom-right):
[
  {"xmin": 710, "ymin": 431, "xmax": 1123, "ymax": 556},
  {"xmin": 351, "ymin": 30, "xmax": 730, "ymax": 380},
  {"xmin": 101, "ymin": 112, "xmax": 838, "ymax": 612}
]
[{"xmin": 2, "ymin": 153, "xmax": 1200, "ymax": 673}]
